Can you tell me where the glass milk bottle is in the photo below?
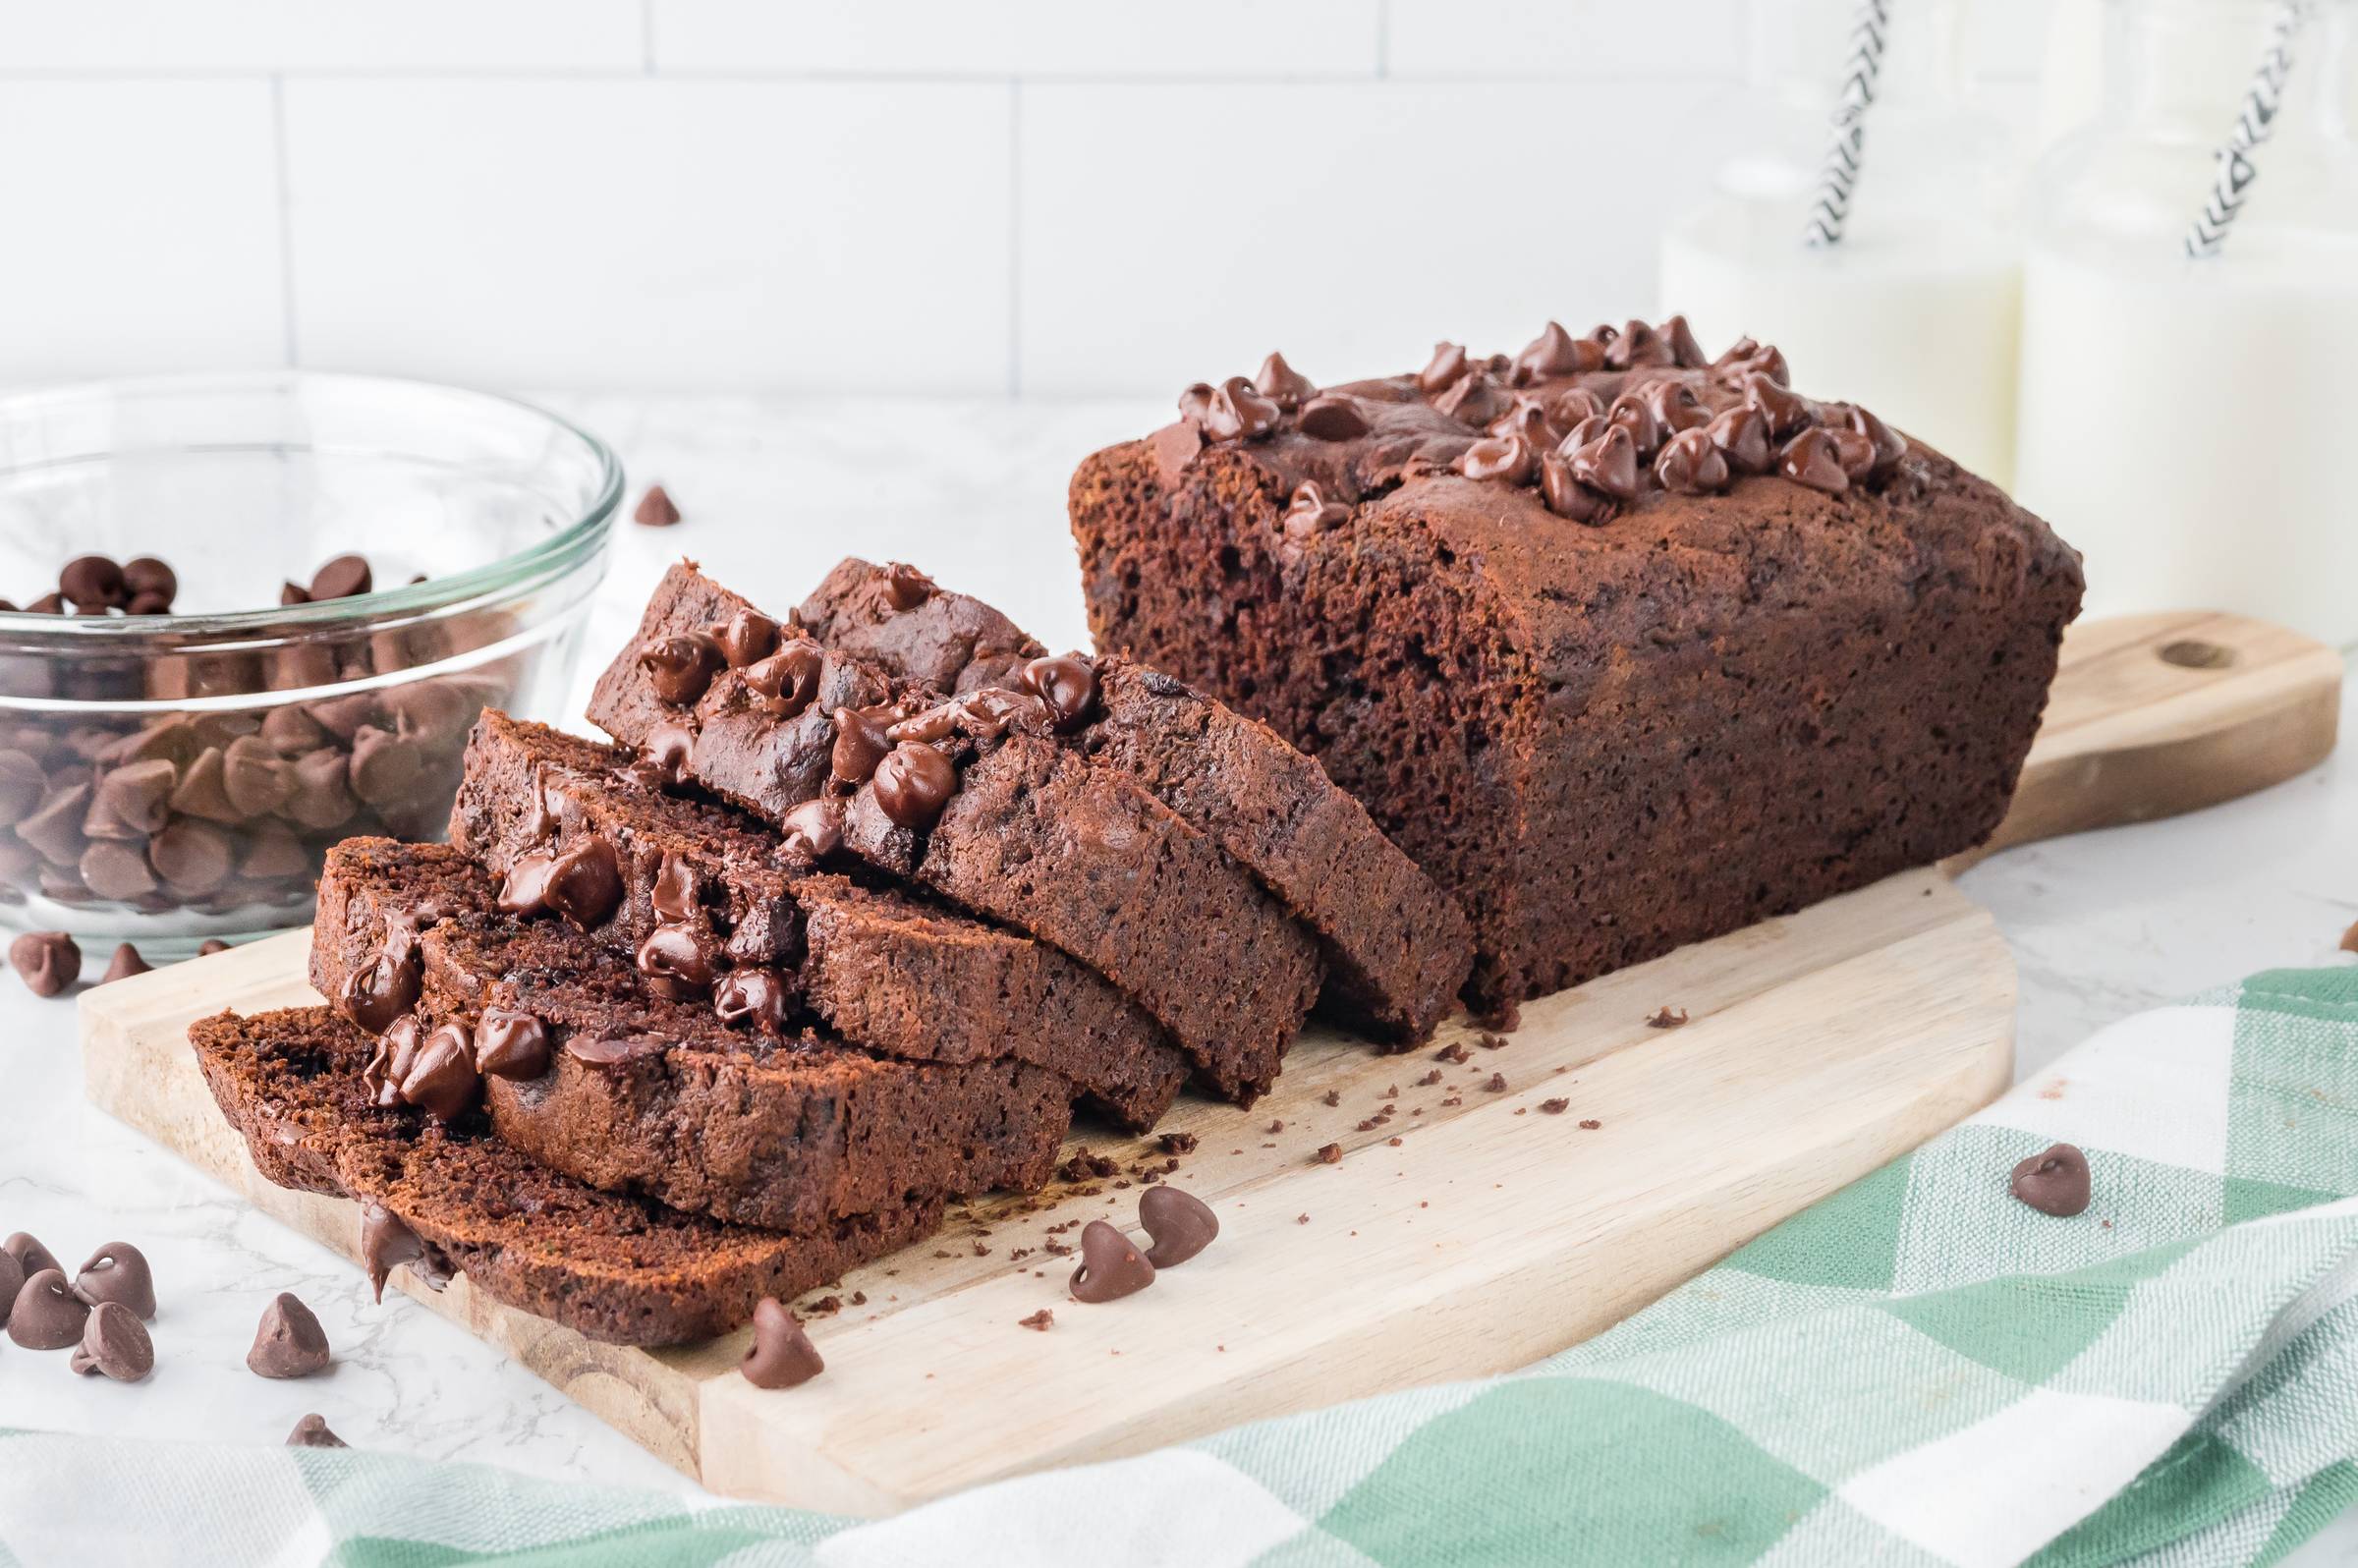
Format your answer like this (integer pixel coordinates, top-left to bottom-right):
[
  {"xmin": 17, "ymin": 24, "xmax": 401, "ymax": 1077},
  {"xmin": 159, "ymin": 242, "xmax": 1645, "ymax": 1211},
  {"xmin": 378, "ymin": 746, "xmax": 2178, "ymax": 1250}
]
[
  {"xmin": 2014, "ymin": 0, "xmax": 2358, "ymax": 646},
  {"xmin": 1659, "ymin": 0, "xmax": 2024, "ymax": 483}
]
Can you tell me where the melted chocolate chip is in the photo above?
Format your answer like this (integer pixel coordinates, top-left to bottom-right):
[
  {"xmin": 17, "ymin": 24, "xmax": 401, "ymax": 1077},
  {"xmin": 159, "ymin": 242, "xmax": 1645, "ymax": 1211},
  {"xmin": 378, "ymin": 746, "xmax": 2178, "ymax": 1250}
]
[
  {"xmin": 714, "ymin": 968, "xmax": 791, "ymax": 1033},
  {"xmin": 1139, "ymin": 1185, "xmax": 1219, "ymax": 1267},
  {"xmin": 1841, "ymin": 404, "xmax": 1907, "ymax": 479},
  {"xmin": 363, "ymin": 1016, "xmax": 423, "ymax": 1109},
  {"xmin": 1606, "ymin": 392, "xmax": 1663, "ymax": 459},
  {"xmin": 1457, "ymin": 431, "xmax": 1534, "ymax": 485},
  {"xmin": 1020, "ymin": 654, "xmax": 1098, "ymax": 732},
  {"xmin": 1707, "ymin": 405, "xmax": 1773, "ymax": 476},
  {"xmin": 636, "ymin": 923, "xmax": 720, "ymax": 1000},
  {"xmin": 1546, "ymin": 386, "xmax": 1606, "ymax": 432},
  {"xmin": 644, "ymin": 720, "xmax": 698, "ymax": 786},
  {"xmin": 1779, "ymin": 428, "xmax": 1852, "ymax": 494},
  {"xmin": 779, "ymin": 797, "xmax": 844, "ymax": 860},
  {"xmin": 359, "ymin": 1203, "xmax": 447, "ymax": 1304},
  {"xmin": 1655, "ymin": 427, "xmax": 1732, "ymax": 496},
  {"xmin": 880, "ymin": 562, "xmax": 934, "ymax": 611},
  {"xmin": 1203, "ymin": 377, "xmax": 1281, "ymax": 443},
  {"xmin": 745, "ymin": 642, "xmax": 824, "ymax": 720},
  {"xmin": 829, "ymin": 705, "xmax": 893, "ymax": 786},
  {"xmin": 336, "ymin": 942, "xmax": 421, "ymax": 1033},
  {"xmin": 639, "ymin": 631, "xmax": 725, "ymax": 706},
  {"xmin": 1282, "ymin": 481, "xmax": 1351, "ymax": 540},
  {"xmin": 1604, "ymin": 318, "xmax": 1674, "ymax": 370},
  {"xmin": 1564, "ymin": 423, "xmax": 1641, "ymax": 502},
  {"xmin": 474, "ymin": 1006, "xmax": 552, "ymax": 1081},
  {"xmin": 1176, "ymin": 382, "xmax": 1217, "ymax": 421},
  {"xmin": 1296, "ymin": 394, "xmax": 1370, "ymax": 441},
  {"xmin": 1663, "ymin": 313, "xmax": 1709, "ymax": 369},
  {"xmin": 542, "ymin": 836, "xmax": 623, "ymax": 929},
  {"xmin": 742, "ymin": 1297, "xmax": 824, "ymax": 1388},
  {"xmin": 871, "ymin": 742, "xmax": 959, "ymax": 829},
  {"xmin": 708, "ymin": 609, "xmax": 781, "ymax": 669},
  {"xmin": 1432, "ymin": 369, "xmax": 1506, "ymax": 425},
  {"xmin": 1645, "ymin": 379, "xmax": 1712, "ymax": 437},
  {"xmin": 398, "ymin": 1021, "xmax": 480, "ymax": 1122},
  {"xmin": 1511, "ymin": 319, "xmax": 1601, "ymax": 382},
  {"xmin": 1253, "ymin": 351, "xmax": 1316, "ymax": 411},
  {"xmin": 1539, "ymin": 451, "xmax": 1612, "ymax": 524},
  {"xmin": 651, "ymin": 852, "xmax": 700, "ymax": 924},
  {"xmin": 1744, "ymin": 372, "xmax": 1812, "ymax": 437},
  {"xmin": 1416, "ymin": 341, "xmax": 1470, "ymax": 395},
  {"xmin": 1069, "ymin": 1219, "xmax": 1155, "ymax": 1303}
]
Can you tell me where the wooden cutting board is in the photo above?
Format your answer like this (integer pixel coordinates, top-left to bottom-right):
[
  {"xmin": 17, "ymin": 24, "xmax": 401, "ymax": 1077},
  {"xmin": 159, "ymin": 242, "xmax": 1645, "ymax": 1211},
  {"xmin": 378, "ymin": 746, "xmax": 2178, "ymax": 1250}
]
[{"xmin": 79, "ymin": 610, "xmax": 2341, "ymax": 1516}]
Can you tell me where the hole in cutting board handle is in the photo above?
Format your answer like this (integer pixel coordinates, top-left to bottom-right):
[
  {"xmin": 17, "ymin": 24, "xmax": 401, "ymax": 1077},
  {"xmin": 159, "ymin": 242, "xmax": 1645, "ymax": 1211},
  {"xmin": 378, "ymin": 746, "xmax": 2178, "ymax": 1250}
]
[{"xmin": 2158, "ymin": 639, "xmax": 2238, "ymax": 671}]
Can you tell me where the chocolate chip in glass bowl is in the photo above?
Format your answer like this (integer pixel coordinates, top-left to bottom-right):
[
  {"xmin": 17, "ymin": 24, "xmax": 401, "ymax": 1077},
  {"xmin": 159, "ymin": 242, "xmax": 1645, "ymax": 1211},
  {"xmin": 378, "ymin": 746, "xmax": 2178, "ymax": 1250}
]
[
  {"xmin": 59, "ymin": 555, "xmax": 127, "ymax": 613},
  {"xmin": 120, "ymin": 556, "xmax": 177, "ymax": 607},
  {"xmin": 307, "ymin": 555, "xmax": 373, "ymax": 601}
]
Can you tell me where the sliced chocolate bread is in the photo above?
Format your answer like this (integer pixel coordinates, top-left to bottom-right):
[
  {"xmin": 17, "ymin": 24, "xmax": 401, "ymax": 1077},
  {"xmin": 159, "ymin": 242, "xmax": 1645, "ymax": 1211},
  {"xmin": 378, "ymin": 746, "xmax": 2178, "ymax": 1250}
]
[
  {"xmin": 449, "ymin": 710, "xmax": 1187, "ymax": 1126},
  {"xmin": 587, "ymin": 564, "xmax": 1320, "ymax": 1104},
  {"xmin": 190, "ymin": 1006, "xmax": 942, "ymax": 1346},
  {"xmin": 798, "ymin": 557, "xmax": 1475, "ymax": 1043},
  {"xmin": 312, "ymin": 838, "xmax": 1072, "ymax": 1232}
]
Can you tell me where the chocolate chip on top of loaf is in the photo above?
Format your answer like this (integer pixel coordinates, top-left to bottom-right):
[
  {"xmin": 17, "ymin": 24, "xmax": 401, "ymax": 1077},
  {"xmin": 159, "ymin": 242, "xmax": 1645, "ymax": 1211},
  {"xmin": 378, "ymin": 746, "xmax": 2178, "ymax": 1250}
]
[{"xmin": 1074, "ymin": 320, "xmax": 2085, "ymax": 1012}]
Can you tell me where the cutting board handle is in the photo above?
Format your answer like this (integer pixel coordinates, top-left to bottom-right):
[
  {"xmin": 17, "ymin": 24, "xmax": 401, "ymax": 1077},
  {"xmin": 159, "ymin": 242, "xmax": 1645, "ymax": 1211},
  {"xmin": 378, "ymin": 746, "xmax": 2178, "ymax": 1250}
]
[{"xmin": 1963, "ymin": 611, "xmax": 2343, "ymax": 868}]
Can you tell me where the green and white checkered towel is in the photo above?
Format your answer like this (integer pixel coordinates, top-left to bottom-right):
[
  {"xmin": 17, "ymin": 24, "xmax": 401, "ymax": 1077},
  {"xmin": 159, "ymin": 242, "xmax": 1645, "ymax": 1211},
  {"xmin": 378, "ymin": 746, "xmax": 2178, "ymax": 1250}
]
[{"xmin": 7, "ymin": 964, "xmax": 2358, "ymax": 1567}]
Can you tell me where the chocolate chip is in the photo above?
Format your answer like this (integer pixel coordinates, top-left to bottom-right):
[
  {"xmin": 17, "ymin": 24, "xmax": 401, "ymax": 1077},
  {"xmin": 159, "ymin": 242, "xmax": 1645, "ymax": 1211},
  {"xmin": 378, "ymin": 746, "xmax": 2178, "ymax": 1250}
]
[
  {"xmin": 1707, "ymin": 405, "xmax": 1773, "ymax": 476},
  {"xmin": 1432, "ymin": 369, "xmax": 1506, "ymax": 425},
  {"xmin": 196, "ymin": 938, "xmax": 231, "ymax": 957},
  {"xmin": 69, "ymin": 1241, "xmax": 154, "ymax": 1317},
  {"xmin": 344, "ymin": 727, "xmax": 421, "ymax": 811},
  {"xmin": 713, "ymin": 968, "xmax": 791, "ymax": 1033},
  {"xmin": 2010, "ymin": 1143, "xmax": 2092, "ymax": 1217},
  {"xmin": 545, "ymin": 836, "xmax": 623, "ymax": 928},
  {"xmin": 1296, "ymin": 394, "xmax": 1371, "ymax": 441},
  {"xmin": 287, "ymin": 1414, "xmax": 347, "ymax": 1448},
  {"xmin": 163, "ymin": 748, "xmax": 236, "ymax": 823},
  {"xmin": 1604, "ymin": 318, "xmax": 1674, "ymax": 370},
  {"xmin": 1018, "ymin": 1308, "xmax": 1054, "ymax": 1331},
  {"xmin": 362, "ymin": 1016, "xmax": 422, "ymax": 1108},
  {"xmin": 359, "ymin": 1203, "xmax": 447, "ymax": 1304},
  {"xmin": 17, "ymin": 784, "xmax": 89, "ymax": 866},
  {"xmin": 1019, "ymin": 654, "xmax": 1098, "ymax": 733},
  {"xmin": 639, "ymin": 632, "xmax": 725, "ymax": 706},
  {"xmin": 0, "ymin": 751, "xmax": 44, "ymax": 827},
  {"xmin": 1646, "ymin": 379, "xmax": 1712, "ymax": 438},
  {"xmin": 632, "ymin": 485, "xmax": 682, "ymax": 527},
  {"xmin": 1488, "ymin": 398, "xmax": 1557, "ymax": 449},
  {"xmin": 308, "ymin": 555, "xmax": 372, "ymax": 601},
  {"xmin": 1841, "ymin": 404, "xmax": 1906, "ymax": 479},
  {"xmin": 280, "ymin": 581, "xmax": 311, "ymax": 606},
  {"xmin": 1456, "ymin": 431, "xmax": 1534, "ymax": 485},
  {"xmin": 1663, "ymin": 314, "xmax": 1709, "ymax": 369},
  {"xmin": 148, "ymin": 818, "xmax": 234, "ymax": 893},
  {"xmin": 6, "ymin": 1232, "xmax": 62, "ymax": 1279},
  {"xmin": 1511, "ymin": 320, "xmax": 1602, "ymax": 382},
  {"xmin": 1139, "ymin": 1185, "xmax": 1218, "ymax": 1267},
  {"xmin": 829, "ymin": 705, "xmax": 893, "ymax": 787},
  {"xmin": 124, "ymin": 589, "xmax": 173, "ymax": 616},
  {"xmin": 81, "ymin": 841, "xmax": 159, "ymax": 902},
  {"xmin": 248, "ymin": 1292, "xmax": 331, "ymax": 1378},
  {"xmin": 708, "ymin": 609, "xmax": 781, "ymax": 669},
  {"xmin": 1253, "ymin": 351, "xmax": 1317, "ymax": 411},
  {"xmin": 1203, "ymin": 376, "xmax": 1281, "ymax": 443},
  {"xmin": 636, "ymin": 923, "xmax": 720, "ymax": 999},
  {"xmin": 222, "ymin": 735, "xmax": 295, "ymax": 816},
  {"xmin": 60, "ymin": 554, "xmax": 127, "ymax": 612},
  {"xmin": 11, "ymin": 930, "xmax": 81, "ymax": 995},
  {"xmin": 1564, "ymin": 423, "xmax": 1641, "ymax": 503},
  {"xmin": 1316, "ymin": 1142, "xmax": 1343, "ymax": 1164},
  {"xmin": 70, "ymin": 1300, "xmax": 152, "ymax": 1381},
  {"xmin": 1606, "ymin": 391, "xmax": 1663, "ymax": 459},
  {"xmin": 283, "ymin": 749, "xmax": 359, "ymax": 831},
  {"xmin": 1538, "ymin": 452, "xmax": 1611, "ymax": 524},
  {"xmin": 650, "ymin": 852, "xmax": 700, "ymax": 924},
  {"xmin": 0, "ymin": 1252, "xmax": 19, "ymax": 1314},
  {"xmin": 1176, "ymin": 382, "xmax": 1216, "ymax": 421},
  {"xmin": 1068, "ymin": 1219, "xmax": 1154, "ymax": 1303},
  {"xmin": 1744, "ymin": 373, "xmax": 1812, "ymax": 438},
  {"xmin": 642, "ymin": 720, "xmax": 698, "ymax": 787},
  {"xmin": 397, "ymin": 1021, "xmax": 479, "ymax": 1122},
  {"xmin": 744, "ymin": 641, "xmax": 824, "ymax": 720},
  {"xmin": 565, "ymin": 1036, "xmax": 654, "ymax": 1067},
  {"xmin": 121, "ymin": 556, "xmax": 177, "ymax": 604},
  {"xmin": 24, "ymin": 591, "xmax": 64, "ymax": 613},
  {"xmin": 84, "ymin": 757, "xmax": 176, "ymax": 838},
  {"xmin": 1416, "ymin": 341, "xmax": 1470, "ymax": 395},
  {"xmin": 1779, "ymin": 428, "xmax": 1851, "ymax": 494},
  {"xmin": 779, "ymin": 797, "xmax": 844, "ymax": 860},
  {"xmin": 742, "ymin": 1297, "xmax": 823, "ymax": 1388},
  {"xmin": 1826, "ymin": 425, "xmax": 1879, "ymax": 483},
  {"xmin": 1280, "ymin": 480, "xmax": 1353, "ymax": 547},
  {"xmin": 9, "ymin": 1267, "xmax": 89, "ymax": 1349},
  {"xmin": 239, "ymin": 821, "xmax": 312, "ymax": 881},
  {"xmin": 96, "ymin": 942, "xmax": 152, "ymax": 985},
  {"xmin": 336, "ymin": 943, "xmax": 421, "ymax": 1034},
  {"xmin": 871, "ymin": 742, "xmax": 959, "ymax": 830},
  {"xmin": 307, "ymin": 694, "xmax": 377, "ymax": 741},
  {"xmin": 1655, "ymin": 428, "xmax": 1732, "ymax": 496},
  {"xmin": 880, "ymin": 562, "xmax": 934, "ymax": 611},
  {"xmin": 475, "ymin": 1007, "xmax": 552, "ymax": 1080}
]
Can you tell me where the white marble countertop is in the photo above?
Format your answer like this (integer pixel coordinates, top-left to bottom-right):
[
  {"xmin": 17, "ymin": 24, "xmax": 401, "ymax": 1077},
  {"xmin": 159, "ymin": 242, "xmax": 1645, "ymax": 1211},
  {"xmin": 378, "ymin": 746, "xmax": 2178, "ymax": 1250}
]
[{"xmin": 2, "ymin": 396, "xmax": 2353, "ymax": 1556}]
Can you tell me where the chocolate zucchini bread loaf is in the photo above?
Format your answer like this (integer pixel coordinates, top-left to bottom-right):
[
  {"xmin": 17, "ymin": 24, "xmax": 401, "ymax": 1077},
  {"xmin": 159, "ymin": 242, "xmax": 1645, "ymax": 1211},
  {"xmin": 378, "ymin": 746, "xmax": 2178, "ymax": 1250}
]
[
  {"xmin": 450, "ymin": 710, "xmax": 1188, "ymax": 1126},
  {"xmin": 1071, "ymin": 323, "xmax": 2085, "ymax": 1010},
  {"xmin": 313, "ymin": 839, "xmax": 1071, "ymax": 1231},
  {"xmin": 191, "ymin": 1007, "xmax": 941, "ymax": 1345},
  {"xmin": 588, "ymin": 564, "xmax": 1320, "ymax": 1102},
  {"xmin": 799, "ymin": 558, "xmax": 1474, "ymax": 1043}
]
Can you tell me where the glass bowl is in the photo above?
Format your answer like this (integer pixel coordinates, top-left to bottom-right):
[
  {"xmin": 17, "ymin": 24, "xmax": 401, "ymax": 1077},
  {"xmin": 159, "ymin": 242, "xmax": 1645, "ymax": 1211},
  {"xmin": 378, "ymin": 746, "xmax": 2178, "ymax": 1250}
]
[{"xmin": 0, "ymin": 371, "xmax": 619, "ymax": 953}]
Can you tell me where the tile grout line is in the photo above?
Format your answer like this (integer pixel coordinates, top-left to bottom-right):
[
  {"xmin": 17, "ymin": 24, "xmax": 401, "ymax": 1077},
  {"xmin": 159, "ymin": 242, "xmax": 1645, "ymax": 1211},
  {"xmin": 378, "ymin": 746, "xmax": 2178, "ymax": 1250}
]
[
  {"xmin": 1007, "ymin": 78, "xmax": 1022, "ymax": 401},
  {"xmin": 269, "ymin": 74, "xmax": 300, "ymax": 368}
]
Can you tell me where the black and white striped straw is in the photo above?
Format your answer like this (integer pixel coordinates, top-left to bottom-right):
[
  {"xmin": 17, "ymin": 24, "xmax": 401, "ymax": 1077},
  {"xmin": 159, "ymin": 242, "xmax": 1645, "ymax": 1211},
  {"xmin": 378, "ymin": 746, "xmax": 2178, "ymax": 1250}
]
[
  {"xmin": 2184, "ymin": 0, "xmax": 2315, "ymax": 259},
  {"xmin": 1802, "ymin": 0, "xmax": 1892, "ymax": 249}
]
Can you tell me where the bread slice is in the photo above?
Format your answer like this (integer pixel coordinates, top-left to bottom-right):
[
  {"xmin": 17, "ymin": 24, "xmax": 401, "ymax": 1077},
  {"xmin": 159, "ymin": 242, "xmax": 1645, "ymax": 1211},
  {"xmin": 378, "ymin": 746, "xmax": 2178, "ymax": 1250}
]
[
  {"xmin": 189, "ymin": 1006, "xmax": 941, "ymax": 1346},
  {"xmin": 313, "ymin": 838, "xmax": 1072, "ymax": 1232},
  {"xmin": 587, "ymin": 563, "xmax": 1320, "ymax": 1103},
  {"xmin": 448, "ymin": 710, "xmax": 1187, "ymax": 1126},
  {"xmin": 799, "ymin": 557, "xmax": 1475, "ymax": 1043}
]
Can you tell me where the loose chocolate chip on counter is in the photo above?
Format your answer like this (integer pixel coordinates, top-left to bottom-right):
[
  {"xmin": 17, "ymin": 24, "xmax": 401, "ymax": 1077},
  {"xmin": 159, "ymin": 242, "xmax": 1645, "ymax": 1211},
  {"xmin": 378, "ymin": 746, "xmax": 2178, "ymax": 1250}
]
[
  {"xmin": 0, "ymin": 1251, "xmax": 19, "ymax": 1312},
  {"xmin": 742, "ymin": 1297, "xmax": 824, "ymax": 1388},
  {"xmin": 1316, "ymin": 1143, "xmax": 1343, "ymax": 1165},
  {"xmin": 1203, "ymin": 377, "xmax": 1281, "ymax": 443},
  {"xmin": 308, "ymin": 555, "xmax": 373, "ymax": 601},
  {"xmin": 69, "ymin": 1301, "xmax": 153, "ymax": 1381},
  {"xmin": 708, "ymin": 609, "xmax": 781, "ymax": 669},
  {"xmin": 1069, "ymin": 1219, "xmax": 1154, "ymax": 1304},
  {"xmin": 5, "ymin": 1232, "xmax": 61, "ymax": 1279},
  {"xmin": 196, "ymin": 938, "xmax": 231, "ymax": 957},
  {"xmin": 1296, "ymin": 394, "xmax": 1371, "ymax": 442},
  {"xmin": 632, "ymin": 485, "xmax": 682, "ymax": 528},
  {"xmin": 11, "ymin": 930, "xmax": 82, "ymax": 996},
  {"xmin": 359, "ymin": 1203, "xmax": 449, "ymax": 1303},
  {"xmin": 1019, "ymin": 655, "xmax": 1099, "ymax": 733},
  {"xmin": 248, "ymin": 1292, "xmax": 332, "ymax": 1378},
  {"xmin": 1018, "ymin": 1308, "xmax": 1054, "ymax": 1331},
  {"xmin": 475, "ymin": 1007, "xmax": 553, "ymax": 1081},
  {"xmin": 870, "ymin": 742, "xmax": 959, "ymax": 831},
  {"xmin": 1779, "ymin": 429, "xmax": 1852, "ymax": 495},
  {"xmin": 398, "ymin": 1021, "xmax": 481, "ymax": 1122},
  {"xmin": 780, "ymin": 797, "xmax": 845, "ymax": 860},
  {"xmin": 60, "ymin": 554, "xmax": 127, "ymax": 613},
  {"xmin": 2342, "ymin": 918, "xmax": 2358, "ymax": 954},
  {"xmin": 829, "ymin": 705, "xmax": 893, "ymax": 787},
  {"xmin": 1656, "ymin": 428, "xmax": 1732, "ymax": 497},
  {"xmin": 10, "ymin": 1268, "xmax": 90, "ymax": 1349},
  {"xmin": 287, "ymin": 1413, "xmax": 348, "ymax": 1448},
  {"xmin": 713, "ymin": 969, "xmax": 790, "ymax": 1033},
  {"xmin": 879, "ymin": 562, "xmax": 934, "ymax": 612},
  {"xmin": 2010, "ymin": 1143, "xmax": 2093, "ymax": 1217},
  {"xmin": 71, "ymin": 1243, "xmax": 155, "ymax": 1318},
  {"xmin": 1253, "ymin": 351, "xmax": 1317, "ymax": 411},
  {"xmin": 96, "ymin": 943, "xmax": 152, "ymax": 985},
  {"xmin": 1139, "ymin": 1185, "xmax": 1219, "ymax": 1267}
]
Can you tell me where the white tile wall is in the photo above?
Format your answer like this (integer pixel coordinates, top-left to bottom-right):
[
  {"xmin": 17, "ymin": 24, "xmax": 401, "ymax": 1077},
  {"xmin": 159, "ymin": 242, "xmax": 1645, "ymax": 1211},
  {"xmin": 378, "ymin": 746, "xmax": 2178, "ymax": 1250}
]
[{"xmin": 0, "ymin": 0, "xmax": 2274, "ymax": 398}]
